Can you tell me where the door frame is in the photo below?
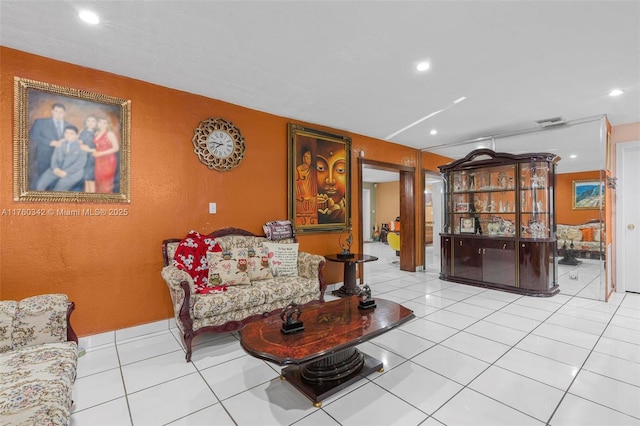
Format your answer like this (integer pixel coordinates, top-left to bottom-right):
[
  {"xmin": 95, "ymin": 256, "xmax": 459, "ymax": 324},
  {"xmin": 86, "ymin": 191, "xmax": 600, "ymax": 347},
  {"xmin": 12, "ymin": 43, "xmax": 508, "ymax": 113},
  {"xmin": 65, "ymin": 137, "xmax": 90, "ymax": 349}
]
[
  {"xmin": 358, "ymin": 158, "xmax": 416, "ymax": 272},
  {"xmin": 362, "ymin": 188, "xmax": 372, "ymax": 241}
]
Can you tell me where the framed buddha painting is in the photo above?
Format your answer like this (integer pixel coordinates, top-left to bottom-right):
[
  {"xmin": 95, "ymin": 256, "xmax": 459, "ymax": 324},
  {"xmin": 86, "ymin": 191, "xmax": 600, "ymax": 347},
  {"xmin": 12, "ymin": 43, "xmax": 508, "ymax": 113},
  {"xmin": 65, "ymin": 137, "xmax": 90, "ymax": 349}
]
[{"xmin": 288, "ymin": 123, "xmax": 351, "ymax": 233}]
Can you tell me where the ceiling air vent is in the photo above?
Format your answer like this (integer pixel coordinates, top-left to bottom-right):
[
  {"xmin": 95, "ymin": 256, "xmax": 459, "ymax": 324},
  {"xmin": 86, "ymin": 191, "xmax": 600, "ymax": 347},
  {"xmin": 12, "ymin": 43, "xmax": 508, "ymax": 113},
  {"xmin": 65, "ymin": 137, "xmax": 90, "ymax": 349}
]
[{"xmin": 535, "ymin": 116, "xmax": 566, "ymax": 128}]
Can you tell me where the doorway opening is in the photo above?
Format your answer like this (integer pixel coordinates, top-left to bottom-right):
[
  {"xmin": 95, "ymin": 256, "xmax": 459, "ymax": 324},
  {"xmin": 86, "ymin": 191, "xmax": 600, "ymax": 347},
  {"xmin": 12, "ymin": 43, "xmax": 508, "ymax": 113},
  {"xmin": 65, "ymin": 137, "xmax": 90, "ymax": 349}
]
[{"xmin": 360, "ymin": 158, "xmax": 416, "ymax": 272}]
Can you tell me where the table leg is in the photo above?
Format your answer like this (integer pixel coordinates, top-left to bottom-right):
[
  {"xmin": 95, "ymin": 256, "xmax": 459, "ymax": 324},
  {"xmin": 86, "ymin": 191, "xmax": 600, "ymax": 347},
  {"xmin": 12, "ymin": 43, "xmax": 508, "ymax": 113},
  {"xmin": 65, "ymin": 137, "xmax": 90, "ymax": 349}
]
[
  {"xmin": 332, "ymin": 261, "xmax": 360, "ymax": 297},
  {"xmin": 281, "ymin": 348, "xmax": 383, "ymax": 406}
]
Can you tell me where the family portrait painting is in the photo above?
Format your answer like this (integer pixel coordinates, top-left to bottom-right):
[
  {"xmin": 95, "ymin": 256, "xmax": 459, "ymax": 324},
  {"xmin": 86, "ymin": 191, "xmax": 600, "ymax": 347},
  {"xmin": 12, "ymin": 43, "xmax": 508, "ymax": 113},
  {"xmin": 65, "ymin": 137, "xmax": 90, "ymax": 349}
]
[
  {"xmin": 288, "ymin": 124, "xmax": 351, "ymax": 233},
  {"xmin": 14, "ymin": 78, "xmax": 130, "ymax": 203}
]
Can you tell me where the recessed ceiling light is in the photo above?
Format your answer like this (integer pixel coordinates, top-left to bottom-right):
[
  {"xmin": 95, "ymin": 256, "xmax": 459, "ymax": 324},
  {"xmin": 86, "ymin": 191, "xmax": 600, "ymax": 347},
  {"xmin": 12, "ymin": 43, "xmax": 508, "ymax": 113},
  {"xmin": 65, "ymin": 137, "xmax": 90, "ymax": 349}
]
[
  {"xmin": 430, "ymin": 129, "xmax": 437, "ymax": 135},
  {"xmin": 609, "ymin": 89, "xmax": 624, "ymax": 97},
  {"xmin": 79, "ymin": 10, "xmax": 100, "ymax": 25},
  {"xmin": 570, "ymin": 154, "xmax": 577, "ymax": 159},
  {"xmin": 416, "ymin": 61, "xmax": 430, "ymax": 72}
]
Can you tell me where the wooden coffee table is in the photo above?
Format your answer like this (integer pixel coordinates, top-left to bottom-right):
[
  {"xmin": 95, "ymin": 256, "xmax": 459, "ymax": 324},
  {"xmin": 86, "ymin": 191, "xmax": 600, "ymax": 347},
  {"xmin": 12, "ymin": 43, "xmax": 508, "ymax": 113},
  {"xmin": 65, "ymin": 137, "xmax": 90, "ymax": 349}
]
[{"xmin": 240, "ymin": 297, "xmax": 414, "ymax": 407}]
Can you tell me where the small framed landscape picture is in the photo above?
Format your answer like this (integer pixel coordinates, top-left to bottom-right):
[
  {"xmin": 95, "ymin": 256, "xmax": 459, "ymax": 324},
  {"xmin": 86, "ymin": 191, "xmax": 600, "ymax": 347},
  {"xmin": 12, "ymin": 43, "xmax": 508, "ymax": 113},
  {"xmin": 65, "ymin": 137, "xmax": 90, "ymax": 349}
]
[
  {"xmin": 455, "ymin": 202, "xmax": 469, "ymax": 213},
  {"xmin": 572, "ymin": 179, "xmax": 604, "ymax": 210},
  {"xmin": 460, "ymin": 217, "xmax": 476, "ymax": 234}
]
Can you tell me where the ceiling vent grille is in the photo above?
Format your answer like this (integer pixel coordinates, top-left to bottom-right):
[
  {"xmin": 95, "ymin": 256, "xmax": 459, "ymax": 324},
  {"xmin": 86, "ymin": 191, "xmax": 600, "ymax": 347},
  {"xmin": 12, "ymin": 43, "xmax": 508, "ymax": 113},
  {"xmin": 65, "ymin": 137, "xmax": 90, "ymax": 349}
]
[{"xmin": 535, "ymin": 116, "xmax": 566, "ymax": 128}]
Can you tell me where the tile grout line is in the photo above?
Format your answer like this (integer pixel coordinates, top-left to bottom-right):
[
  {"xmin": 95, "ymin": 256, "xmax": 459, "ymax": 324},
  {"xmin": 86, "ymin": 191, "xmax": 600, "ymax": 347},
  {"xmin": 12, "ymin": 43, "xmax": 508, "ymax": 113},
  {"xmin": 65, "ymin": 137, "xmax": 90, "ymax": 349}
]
[
  {"xmin": 545, "ymin": 291, "xmax": 637, "ymax": 424},
  {"xmin": 410, "ymin": 286, "xmax": 575, "ymax": 424},
  {"xmin": 114, "ymin": 336, "xmax": 135, "ymax": 426}
]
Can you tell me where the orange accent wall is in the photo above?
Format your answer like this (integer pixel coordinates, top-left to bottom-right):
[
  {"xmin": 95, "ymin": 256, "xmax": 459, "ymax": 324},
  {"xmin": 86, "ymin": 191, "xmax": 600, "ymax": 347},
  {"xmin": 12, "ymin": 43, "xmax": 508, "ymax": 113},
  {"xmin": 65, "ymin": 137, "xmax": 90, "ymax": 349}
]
[
  {"xmin": 556, "ymin": 171, "xmax": 601, "ymax": 224},
  {"xmin": 375, "ymin": 182, "xmax": 400, "ymax": 228},
  {"xmin": 421, "ymin": 151, "xmax": 452, "ymax": 172},
  {"xmin": 0, "ymin": 47, "xmax": 446, "ymax": 336}
]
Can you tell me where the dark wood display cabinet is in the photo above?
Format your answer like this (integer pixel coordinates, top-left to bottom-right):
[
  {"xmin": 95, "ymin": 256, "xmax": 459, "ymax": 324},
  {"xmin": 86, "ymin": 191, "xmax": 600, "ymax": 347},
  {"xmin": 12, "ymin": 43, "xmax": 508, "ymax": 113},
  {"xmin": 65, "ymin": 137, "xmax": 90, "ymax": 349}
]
[{"xmin": 438, "ymin": 149, "xmax": 560, "ymax": 296}]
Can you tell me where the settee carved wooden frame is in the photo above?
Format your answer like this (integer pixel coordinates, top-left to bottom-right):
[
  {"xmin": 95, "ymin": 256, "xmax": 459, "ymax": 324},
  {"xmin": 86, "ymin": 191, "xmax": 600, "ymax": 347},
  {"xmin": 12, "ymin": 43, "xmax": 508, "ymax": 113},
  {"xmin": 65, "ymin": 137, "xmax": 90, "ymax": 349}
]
[{"xmin": 66, "ymin": 302, "xmax": 78, "ymax": 344}]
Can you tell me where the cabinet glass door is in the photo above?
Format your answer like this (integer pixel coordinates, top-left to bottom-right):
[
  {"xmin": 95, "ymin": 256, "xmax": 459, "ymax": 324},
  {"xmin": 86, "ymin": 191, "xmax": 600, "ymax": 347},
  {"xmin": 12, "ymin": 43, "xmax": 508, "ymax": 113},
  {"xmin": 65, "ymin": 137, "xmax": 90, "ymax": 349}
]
[
  {"xmin": 451, "ymin": 165, "xmax": 516, "ymax": 237},
  {"xmin": 520, "ymin": 161, "xmax": 551, "ymax": 238}
]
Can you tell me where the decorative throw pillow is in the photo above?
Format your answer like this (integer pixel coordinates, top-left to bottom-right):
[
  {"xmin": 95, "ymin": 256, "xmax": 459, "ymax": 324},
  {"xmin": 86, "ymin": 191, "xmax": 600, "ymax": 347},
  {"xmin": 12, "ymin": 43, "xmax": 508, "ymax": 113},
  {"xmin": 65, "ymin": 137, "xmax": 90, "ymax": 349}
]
[
  {"xmin": 580, "ymin": 227, "xmax": 594, "ymax": 242},
  {"xmin": 244, "ymin": 246, "xmax": 273, "ymax": 281},
  {"xmin": 263, "ymin": 220, "xmax": 295, "ymax": 240},
  {"xmin": 566, "ymin": 227, "xmax": 583, "ymax": 242},
  {"xmin": 207, "ymin": 250, "xmax": 252, "ymax": 286},
  {"xmin": 556, "ymin": 225, "xmax": 568, "ymax": 240},
  {"xmin": 173, "ymin": 230, "xmax": 225, "ymax": 294},
  {"xmin": 263, "ymin": 242, "xmax": 299, "ymax": 277}
]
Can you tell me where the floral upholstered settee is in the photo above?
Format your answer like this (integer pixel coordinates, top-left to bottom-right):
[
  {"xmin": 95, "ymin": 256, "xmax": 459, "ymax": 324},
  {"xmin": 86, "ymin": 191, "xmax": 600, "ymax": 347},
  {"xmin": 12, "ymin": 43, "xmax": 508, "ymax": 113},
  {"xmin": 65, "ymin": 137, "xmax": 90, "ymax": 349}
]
[
  {"xmin": 161, "ymin": 227, "xmax": 327, "ymax": 362},
  {"xmin": 0, "ymin": 294, "xmax": 78, "ymax": 425},
  {"xmin": 556, "ymin": 220, "xmax": 605, "ymax": 259}
]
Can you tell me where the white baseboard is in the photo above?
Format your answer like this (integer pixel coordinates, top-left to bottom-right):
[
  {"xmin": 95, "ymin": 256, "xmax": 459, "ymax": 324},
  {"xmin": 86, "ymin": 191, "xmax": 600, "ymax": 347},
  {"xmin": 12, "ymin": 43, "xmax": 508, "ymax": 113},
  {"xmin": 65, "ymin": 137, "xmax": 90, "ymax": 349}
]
[{"xmin": 78, "ymin": 318, "xmax": 174, "ymax": 351}]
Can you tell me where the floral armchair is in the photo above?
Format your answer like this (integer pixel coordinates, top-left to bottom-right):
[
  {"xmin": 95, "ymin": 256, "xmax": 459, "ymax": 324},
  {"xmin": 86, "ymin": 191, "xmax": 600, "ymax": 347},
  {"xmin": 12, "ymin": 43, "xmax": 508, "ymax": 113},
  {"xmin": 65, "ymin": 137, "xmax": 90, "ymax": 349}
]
[{"xmin": 0, "ymin": 294, "xmax": 78, "ymax": 425}]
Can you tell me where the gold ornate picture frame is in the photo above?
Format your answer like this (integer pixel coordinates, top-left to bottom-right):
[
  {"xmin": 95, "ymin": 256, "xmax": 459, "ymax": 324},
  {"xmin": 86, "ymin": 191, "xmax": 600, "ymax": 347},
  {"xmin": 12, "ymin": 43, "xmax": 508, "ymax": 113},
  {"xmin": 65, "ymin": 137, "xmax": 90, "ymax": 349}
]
[
  {"xmin": 288, "ymin": 123, "xmax": 351, "ymax": 233},
  {"xmin": 14, "ymin": 77, "xmax": 131, "ymax": 203},
  {"xmin": 572, "ymin": 179, "xmax": 604, "ymax": 210}
]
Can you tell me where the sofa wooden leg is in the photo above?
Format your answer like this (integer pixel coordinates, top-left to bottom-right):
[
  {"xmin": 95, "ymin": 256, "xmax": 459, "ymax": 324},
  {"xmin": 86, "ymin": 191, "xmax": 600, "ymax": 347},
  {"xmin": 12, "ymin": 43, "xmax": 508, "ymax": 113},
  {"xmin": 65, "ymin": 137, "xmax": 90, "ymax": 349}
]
[{"xmin": 183, "ymin": 333, "xmax": 194, "ymax": 363}]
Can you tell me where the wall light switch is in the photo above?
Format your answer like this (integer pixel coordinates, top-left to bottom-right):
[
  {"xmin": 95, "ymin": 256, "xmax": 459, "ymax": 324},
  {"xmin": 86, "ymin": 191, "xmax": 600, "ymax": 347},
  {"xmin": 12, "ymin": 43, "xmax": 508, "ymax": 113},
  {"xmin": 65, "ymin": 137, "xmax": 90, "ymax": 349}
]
[{"xmin": 209, "ymin": 203, "xmax": 217, "ymax": 214}]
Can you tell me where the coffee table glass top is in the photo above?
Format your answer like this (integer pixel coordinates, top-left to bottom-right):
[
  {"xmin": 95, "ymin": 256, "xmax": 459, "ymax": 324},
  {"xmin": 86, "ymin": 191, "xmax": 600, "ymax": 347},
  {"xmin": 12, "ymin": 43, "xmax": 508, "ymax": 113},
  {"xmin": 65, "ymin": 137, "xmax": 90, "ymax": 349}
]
[{"xmin": 240, "ymin": 297, "xmax": 414, "ymax": 365}]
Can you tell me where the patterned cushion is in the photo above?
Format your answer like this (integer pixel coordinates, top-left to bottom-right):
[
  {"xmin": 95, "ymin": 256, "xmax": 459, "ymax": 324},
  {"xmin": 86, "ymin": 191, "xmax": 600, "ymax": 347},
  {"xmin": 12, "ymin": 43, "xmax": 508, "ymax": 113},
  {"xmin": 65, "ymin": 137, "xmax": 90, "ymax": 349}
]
[
  {"xmin": 13, "ymin": 294, "xmax": 68, "ymax": 350},
  {"xmin": 263, "ymin": 220, "xmax": 295, "ymax": 240},
  {"xmin": 0, "ymin": 341, "xmax": 77, "ymax": 425},
  {"xmin": 244, "ymin": 246, "xmax": 273, "ymax": 281},
  {"xmin": 580, "ymin": 227, "xmax": 594, "ymax": 242},
  {"xmin": 256, "ymin": 276, "xmax": 320, "ymax": 304},
  {"xmin": 565, "ymin": 227, "xmax": 583, "ymax": 242},
  {"xmin": 264, "ymin": 242, "xmax": 299, "ymax": 277},
  {"xmin": 191, "ymin": 291, "xmax": 320, "ymax": 330},
  {"xmin": 0, "ymin": 301, "xmax": 17, "ymax": 353},
  {"xmin": 191, "ymin": 277, "xmax": 320, "ymax": 321},
  {"xmin": 193, "ymin": 285, "xmax": 267, "ymax": 319},
  {"xmin": 207, "ymin": 250, "xmax": 252, "ymax": 286},
  {"xmin": 173, "ymin": 230, "xmax": 225, "ymax": 294}
]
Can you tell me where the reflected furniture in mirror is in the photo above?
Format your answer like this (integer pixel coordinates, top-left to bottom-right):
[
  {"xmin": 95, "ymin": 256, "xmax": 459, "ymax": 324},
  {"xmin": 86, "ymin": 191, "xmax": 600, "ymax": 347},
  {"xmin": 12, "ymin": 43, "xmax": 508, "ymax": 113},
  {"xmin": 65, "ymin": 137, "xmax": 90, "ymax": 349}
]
[{"xmin": 557, "ymin": 220, "xmax": 604, "ymax": 260}]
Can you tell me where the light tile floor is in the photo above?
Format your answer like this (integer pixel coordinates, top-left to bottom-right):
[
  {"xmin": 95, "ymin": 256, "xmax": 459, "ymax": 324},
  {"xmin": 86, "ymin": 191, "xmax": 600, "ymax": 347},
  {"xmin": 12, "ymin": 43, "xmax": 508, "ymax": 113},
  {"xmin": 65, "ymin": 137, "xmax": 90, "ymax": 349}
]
[{"xmin": 71, "ymin": 243, "xmax": 640, "ymax": 425}]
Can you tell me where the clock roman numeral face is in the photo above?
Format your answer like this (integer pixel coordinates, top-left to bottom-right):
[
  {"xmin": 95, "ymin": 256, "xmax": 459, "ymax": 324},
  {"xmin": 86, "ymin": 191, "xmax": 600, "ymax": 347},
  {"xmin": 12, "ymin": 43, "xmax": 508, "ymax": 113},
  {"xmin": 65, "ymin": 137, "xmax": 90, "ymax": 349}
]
[
  {"xmin": 193, "ymin": 117, "xmax": 245, "ymax": 171},
  {"xmin": 207, "ymin": 131, "xmax": 234, "ymax": 158}
]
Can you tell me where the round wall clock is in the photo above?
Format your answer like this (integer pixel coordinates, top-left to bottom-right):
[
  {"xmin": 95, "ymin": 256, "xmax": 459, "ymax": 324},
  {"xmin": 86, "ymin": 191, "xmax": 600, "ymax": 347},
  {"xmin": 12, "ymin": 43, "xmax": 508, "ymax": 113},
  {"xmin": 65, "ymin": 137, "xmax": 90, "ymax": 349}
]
[{"xmin": 192, "ymin": 117, "xmax": 246, "ymax": 171}]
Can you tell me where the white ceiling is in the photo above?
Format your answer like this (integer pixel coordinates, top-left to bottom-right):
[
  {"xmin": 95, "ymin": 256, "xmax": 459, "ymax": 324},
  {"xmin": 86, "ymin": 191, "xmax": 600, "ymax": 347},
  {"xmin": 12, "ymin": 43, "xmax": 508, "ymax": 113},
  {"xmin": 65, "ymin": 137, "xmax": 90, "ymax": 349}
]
[{"xmin": 2, "ymin": 0, "xmax": 638, "ymax": 182}]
